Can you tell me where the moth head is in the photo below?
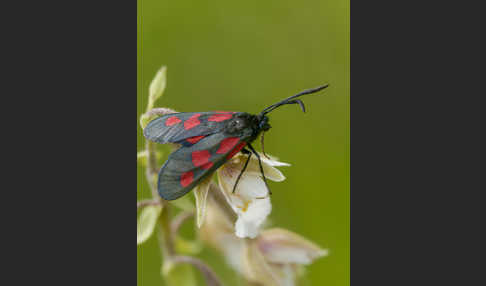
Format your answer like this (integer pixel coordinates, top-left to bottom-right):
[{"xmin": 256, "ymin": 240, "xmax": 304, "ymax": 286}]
[{"xmin": 259, "ymin": 115, "xmax": 271, "ymax": 132}]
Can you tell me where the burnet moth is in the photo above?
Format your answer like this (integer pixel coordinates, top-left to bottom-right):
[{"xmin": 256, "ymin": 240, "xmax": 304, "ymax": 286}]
[{"xmin": 143, "ymin": 84, "xmax": 329, "ymax": 200}]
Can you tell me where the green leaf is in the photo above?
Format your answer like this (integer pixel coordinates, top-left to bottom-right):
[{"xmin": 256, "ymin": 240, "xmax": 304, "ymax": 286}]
[
  {"xmin": 163, "ymin": 261, "xmax": 197, "ymax": 286},
  {"xmin": 147, "ymin": 66, "xmax": 167, "ymax": 111},
  {"xmin": 137, "ymin": 204, "xmax": 163, "ymax": 245}
]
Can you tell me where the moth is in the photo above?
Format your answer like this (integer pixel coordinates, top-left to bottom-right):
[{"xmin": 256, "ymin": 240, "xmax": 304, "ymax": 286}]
[{"xmin": 143, "ymin": 84, "xmax": 329, "ymax": 200}]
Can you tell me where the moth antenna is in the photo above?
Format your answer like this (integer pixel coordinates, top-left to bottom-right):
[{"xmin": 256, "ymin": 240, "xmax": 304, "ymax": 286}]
[
  {"xmin": 286, "ymin": 99, "xmax": 306, "ymax": 113},
  {"xmin": 260, "ymin": 84, "xmax": 328, "ymax": 115},
  {"xmin": 261, "ymin": 131, "xmax": 270, "ymax": 159}
]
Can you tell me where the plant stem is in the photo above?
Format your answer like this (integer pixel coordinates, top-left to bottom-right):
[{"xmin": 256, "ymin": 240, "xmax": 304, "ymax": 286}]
[
  {"xmin": 158, "ymin": 204, "xmax": 175, "ymax": 257},
  {"xmin": 145, "ymin": 139, "xmax": 174, "ymax": 260},
  {"xmin": 145, "ymin": 141, "xmax": 160, "ymax": 199},
  {"xmin": 171, "ymin": 211, "xmax": 195, "ymax": 234},
  {"xmin": 172, "ymin": 255, "xmax": 223, "ymax": 286}
]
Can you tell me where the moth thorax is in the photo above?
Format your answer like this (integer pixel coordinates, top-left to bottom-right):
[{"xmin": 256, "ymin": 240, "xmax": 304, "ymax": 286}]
[{"xmin": 225, "ymin": 113, "xmax": 251, "ymax": 134}]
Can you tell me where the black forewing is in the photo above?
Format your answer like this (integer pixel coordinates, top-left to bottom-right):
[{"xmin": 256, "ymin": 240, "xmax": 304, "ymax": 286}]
[
  {"xmin": 143, "ymin": 112, "xmax": 235, "ymax": 144},
  {"xmin": 157, "ymin": 132, "xmax": 247, "ymax": 200}
]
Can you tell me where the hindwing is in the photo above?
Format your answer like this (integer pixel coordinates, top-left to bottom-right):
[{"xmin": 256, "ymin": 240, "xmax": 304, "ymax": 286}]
[{"xmin": 157, "ymin": 132, "xmax": 247, "ymax": 200}]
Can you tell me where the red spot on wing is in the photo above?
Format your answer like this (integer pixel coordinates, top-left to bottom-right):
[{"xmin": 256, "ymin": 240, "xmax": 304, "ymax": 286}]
[
  {"xmin": 165, "ymin": 116, "xmax": 181, "ymax": 126},
  {"xmin": 184, "ymin": 113, "xmax": 202, "ymax": 130},
  {"xmin": 216, "ymin": 137, "xmax": 240, "ymax": 154},
  {"xmin": 200, "ymin": 161, "xmax": 214, "ymax": 170},
  {"xmin": 186, "ymin": 135, "xmax": 205, "ymax": 144},
  {"xmin": 192, "ymin": 150, "xmax": 211, "ymax": 167},
  {"xmin": 180, "ymin": 171, "xmax": 194, "ymax": 187},
  {"xmin": 208, "ymin": 113, "xmax": 233, "ymax": 122},
  {"xmin": 226, "ymin": 142, "xmax": 247, "ymax": 159}
]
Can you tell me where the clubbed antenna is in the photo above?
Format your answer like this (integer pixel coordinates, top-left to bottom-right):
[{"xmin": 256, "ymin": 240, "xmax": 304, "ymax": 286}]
[{"xmin": 260, "ymin": 84, "xmax": 329, "ymax": 116}]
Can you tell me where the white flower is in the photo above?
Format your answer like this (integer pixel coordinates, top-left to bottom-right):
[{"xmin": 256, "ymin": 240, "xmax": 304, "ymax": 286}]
[
  {"xmin": 256, "ymin": 228, "xmax": 329, "ymax": 265},
  {"xmin": 198, "ymin": 190, "xmax": 247, "ymax": 273},
  {"xmin": 199, "ymin": 195, "xmax": 328, "ymax": 286},
  {"xmin": 245, "ymin": 228, "xmax": 328, "ymax": 286},
  {"xmin": 216, "ymin": 152, "xmax": 289, "ymax": 238}
]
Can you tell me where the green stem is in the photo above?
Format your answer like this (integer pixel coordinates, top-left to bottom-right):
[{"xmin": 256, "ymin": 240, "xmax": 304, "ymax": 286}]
[
  {"xmin": 145, "ymin": 138, "xmax": 174, "ymax": 262},
  {"xmin": 158, "ymin": 205, "xmax": 175, "ymax": 257},
  {"xmin": 145, "ymin": 141, "xmax": 160, "ymax": 199}
]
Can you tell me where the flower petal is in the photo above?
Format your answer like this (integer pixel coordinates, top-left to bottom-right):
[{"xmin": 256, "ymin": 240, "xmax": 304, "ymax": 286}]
[
  {"xmin": 234, "ymin": 197, "xmax": 272, "ymax": 238},
  {"xmin": 193, "ymin": 175, "xmax": 212, "ymax": 228},
  {"xmin": 217, "ymin": 160, "xmax": 272, "ymax": 238},
  {"xmin": 267, "ymin": 264, "xmax": 297, "ymax": 286},
  {"xmin": 198, "ymin": 193, "xmax": 246, "ymax": 273},
  {"xmin": 245, "ymin": 155, "xmax": 286, "ymax": 182},
  {"xmin": 243, "ymin": 240, "xmax": 281, "ymax": 286},
  {"xmin": 259, "ymin": 153, "xmax": 291, "ymax": 167},
  {"xmin": 229, "ymin": 152, "xmax": 288, "ymax": 181},
  {"xmin": 219, "ymin": 163, "xmax": 270, "ymax": 199},
  {"xmin": 257, "ymin": 228, "xmax": 328, "ymax": 265}
]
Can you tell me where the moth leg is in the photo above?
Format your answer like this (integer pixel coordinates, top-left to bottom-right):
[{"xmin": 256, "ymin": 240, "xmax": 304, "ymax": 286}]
[
  {"xmin": 247, "ymin": 143, "xmax": 272, "ymax": 196},
  {"xmin": 260, "ymin": 131, "xmax": 271, "ymax": 159},
  {"xmin": 232, "ymin": 149, "xmax": 252, "ymax": 194}
]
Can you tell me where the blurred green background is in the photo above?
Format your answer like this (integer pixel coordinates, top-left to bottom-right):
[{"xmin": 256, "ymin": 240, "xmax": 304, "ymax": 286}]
[{"xmin": 137, "ymin": 0, "xmax": 349, "ymax": 285}]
